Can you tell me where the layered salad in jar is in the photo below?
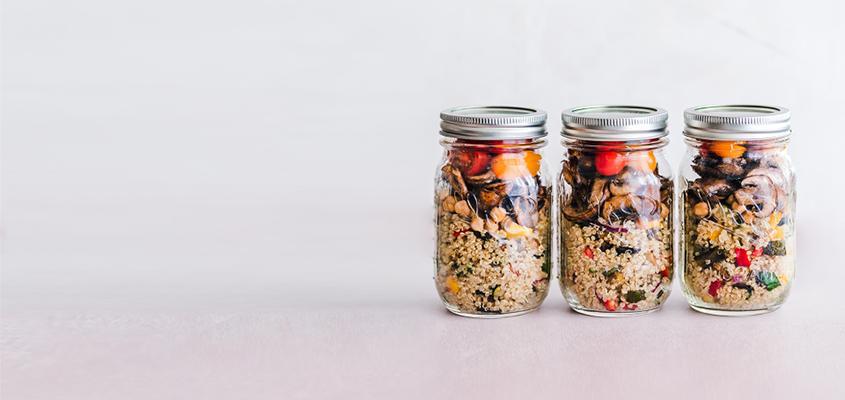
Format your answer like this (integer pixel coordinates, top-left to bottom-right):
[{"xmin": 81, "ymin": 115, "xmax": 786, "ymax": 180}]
[
  {"xmin": 560, "ymin": 145, "xmax": 674, "ymax": 315},
  {"xmin": 681, "ymin": 140, "xmax": 795, "ymax": 312},
  {"xmin": 435, "ymin": 141, "xmax": 551, "ymax": 316}
]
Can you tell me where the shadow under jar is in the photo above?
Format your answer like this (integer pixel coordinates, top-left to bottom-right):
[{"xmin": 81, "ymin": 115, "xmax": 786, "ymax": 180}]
[
  {"xmin": 434, "ymin": 106, "xmax": 552, "ymax": 318},
  {"xmin": 680, "ymin": 105, "xmax": 796, "ymax": 316},
  {"xmin": 559, "ymin": 106, "xmax": 674, "ymax": 317}
]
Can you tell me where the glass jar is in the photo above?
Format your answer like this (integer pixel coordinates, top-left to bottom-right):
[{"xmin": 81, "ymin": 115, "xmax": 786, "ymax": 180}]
[
  {"xmin": 434, "ymin": 106, "xmax": 553, "ymax": 318},
  {"xmin": 679, "ymin": 105, "xmax": 796, "ymax": 316},
  {"xmin": 559, "ymin": 106, "xmax": 674, "ymax": 316}
]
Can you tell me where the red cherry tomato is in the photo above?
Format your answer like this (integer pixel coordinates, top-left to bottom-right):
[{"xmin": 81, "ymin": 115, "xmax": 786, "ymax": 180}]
[
  {"xmin": 595, "ymin": 151, "xmax": 626, "ymax": 176},
  {"xmin": 450, "ymin": 149, "xmax": 491, "ymax": 175},
  {"xmin": 603, "ymin": 298, "xmax": 618, "ymax": 312},
  {"xmin": 464, "ymin": 151, "xmax": 490, "ymax": 175}
]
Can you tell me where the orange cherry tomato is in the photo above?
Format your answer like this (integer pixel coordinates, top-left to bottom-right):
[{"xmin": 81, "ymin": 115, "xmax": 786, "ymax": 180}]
[
  {"xmin": 491, "ymin": 153, "xmax": 531, "ymax": 180},
  {"xmin": 627, "ymin": 151, "xmax": 657, "ymax": 172},
  {"xmin": 523, "ymin": 151, "xmax": 542, "ymax": 176},
  {"xmin": 710, "ymin": 141, "xmax": 746, "ymax": 158},
  {"xmin": 595, "ymin": 151, "xmax": 626, "ymax": 176}
]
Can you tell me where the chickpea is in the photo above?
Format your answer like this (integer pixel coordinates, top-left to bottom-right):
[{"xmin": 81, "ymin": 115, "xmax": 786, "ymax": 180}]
[{"xmin": 693, "ymin": 202, "xmax": 710, "ymax": 217}]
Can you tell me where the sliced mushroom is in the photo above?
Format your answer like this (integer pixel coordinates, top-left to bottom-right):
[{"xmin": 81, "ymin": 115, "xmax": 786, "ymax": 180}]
[
  {"xmin": 745, "ymin": 167, "xmax": 786, "ymax": 189},
  {"xmin": 692, "ymin": 178, "xmax": 734, "ymax": 200},
  {"xmin": 715, "ymin": 158, "xmax": 748, "ymax": 178},
  {"xmin": 441, "ymin": 164, "xmax": 467, "ymax": 198},
  {"xmin": 464, "ymin": 170, "xmax": 497, "ymax": 186},
  {"xmin": 609, "ymin": 171, "xmax": 634, "ymax": 196},
  {"xmin": 564, "ymin": 178, "xmax": 608, "ymax": 221},
  {"xmin": 733, "ymin": 172, "xmax": 778, "ymax": 218},
  {"xmin": 600, "ymin": 194, "xmax": 660, "ymax": 227},
  {"xmin": 512, "ymin": 197, "xmax": 538, "ymax": 228},
  {"xmin": 478, "ymin": 181, "xmax": 508, "ymax": 212}
]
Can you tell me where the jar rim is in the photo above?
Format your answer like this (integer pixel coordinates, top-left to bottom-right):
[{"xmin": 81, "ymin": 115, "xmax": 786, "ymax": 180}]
[
  {"xmin": 439, "ymin": 105, "xmax": 548, "ymax": 140},
  {"xmin": 560, "ymin": 105, "xmax": 668, "ymax": 142},
  {"xmin": 683, "ymin": 104, "xmax": 791, "ymax": 141}
]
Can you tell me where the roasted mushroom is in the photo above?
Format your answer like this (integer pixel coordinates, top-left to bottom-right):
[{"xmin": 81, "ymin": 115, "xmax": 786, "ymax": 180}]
[
  {"xmin": 478, "ymin": 181, "xmax": 508, "ymax": 212},
  {"xmin": 733, "ymin": 174, "xmax": 776, "ymax": 218},
  {"xmin": 464, "ymin": 170, "xmax": 497, "ymax": 186},
  {"xmin": 441, "ymin": 164, "xmax": 468, "ymax": 198},
  {"xmin": 600, "ymin": 194, "xmax": 660, "ymax": 227},
  {"xmin": 691, "ymin": 178, "xmax": 734, "ymax": 201},
  {"xmin": 512, "ymin": 197, "xmax": 538, "ymax": 228},
  {"xmin": 564, "ymin": 177, "xmax": 608, "ymax": 221}
]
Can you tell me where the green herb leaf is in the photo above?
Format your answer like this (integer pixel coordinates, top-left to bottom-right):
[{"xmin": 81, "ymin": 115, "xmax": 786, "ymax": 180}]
[
  {"xmin": 763, "ymin": 240, "xmax": 787, "ymax": 256},
  {"xmin": 624, "ymin": 290, "xmax": 646, "ymax": 303},
  {"xmin": 755, "ymin": 271, "xmax": 781, "ymax": 291}
]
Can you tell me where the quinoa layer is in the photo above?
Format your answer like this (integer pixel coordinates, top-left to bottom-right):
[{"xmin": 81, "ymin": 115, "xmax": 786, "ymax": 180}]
[
  {"xmin": 680, "ymin": 194, "xmax": 794, "ymax": 310},
  {"xmin": 561, "ymin": 218, "xmax": 673, "ymax": 313},
  {"xmin": 435, "ymin": 197, "xmax": 551, "ymax": 315}
]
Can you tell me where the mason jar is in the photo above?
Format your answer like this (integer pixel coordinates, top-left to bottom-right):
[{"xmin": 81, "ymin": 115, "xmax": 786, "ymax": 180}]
[
  {"xmin": 434, "ymin": 106, "xmax": 553, "ymax": 318},
  {"xmin": 559, "ymin": 105, "xmax": 674, "ymax": 316},
  {"xmin": 679, "ymin": 105, "xmax": 796, "ymax": 316}
]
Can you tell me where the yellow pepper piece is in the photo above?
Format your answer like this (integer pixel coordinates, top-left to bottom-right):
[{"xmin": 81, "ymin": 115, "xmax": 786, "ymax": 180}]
[
  {"xmin": 641, "ymin": 219, "xmax": 661, "ymax": 229},
  {"xmin": 778, "ymin": 274, "xmax": 789, "ymax": 285},
  {"xmin": 445, "ymin": 276, "xmax": 459, "ymax": 293},
  {"xmin": 769, "ymin": 211, "xmax": 783, "ymax": 229},
  {"xmin": 771, "ymin": 226, "xmax": 785, "ymax": 240},
  {"xmin": 505, "ymin": 222, "xmax": 533, "ymax": 239},
  {"xmin": 710, "ymin": 141, "xmax": 746, "ymax": 158},
  {"xmin": 709, "ymin": 228, "xmax": 722, "ymax": 243}
]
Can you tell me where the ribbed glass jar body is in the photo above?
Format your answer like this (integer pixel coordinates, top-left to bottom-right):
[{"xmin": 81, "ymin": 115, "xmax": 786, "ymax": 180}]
[
  {"xmin": 435, "ymin": 138, "xmax": 552, "ymax": 317},
  {"xmin": 559, "ymin": 138, "xmax": 674, "ymax": 316},
  {"xmin": 679, "ymin": 137, "xmax": 796, "ymax": 315}
]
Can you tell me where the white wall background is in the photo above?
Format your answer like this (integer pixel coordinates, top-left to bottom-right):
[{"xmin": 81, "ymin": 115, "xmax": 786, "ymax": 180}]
[{"xmin": 3, "ymin": 1, "xmax": 845, "ymax": 399}]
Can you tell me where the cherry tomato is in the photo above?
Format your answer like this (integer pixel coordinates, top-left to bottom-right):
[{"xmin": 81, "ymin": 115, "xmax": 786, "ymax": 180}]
[
  {"xmin": 595, "ymin": 151, "xmax": 626, "ymax": 176},
  {"xmin": 709, "ymin": 141, "xmax": 746, "ymax": 158},
  {"xmin": 583, "ymin": 246, "xmax": 594, "ymax": 259},
  {"xmin": 450, "ymin": 149, "xmax": 490, "ymax": 176},
  {"xmin": 603, "ymin": 298, "xmax": 618, "ymax": 312},
  {"xmin": 491, "ymin": 153, "xmax": 530, "ymax": 180},
  {"xmin": 456, "ymin": 139, "xmax": 530, "ymax": 154},
  {"xmin": 523, "ymin": 151, "xmax": 542, "ymax": 176},
  {"xmin": 627, "ymin": 151, "xmax": 657, "ymax": 172}
]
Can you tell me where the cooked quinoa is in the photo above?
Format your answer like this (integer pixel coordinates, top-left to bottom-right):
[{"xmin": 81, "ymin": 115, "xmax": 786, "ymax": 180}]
[
  {"xmin": 679, "ymin": 141, "xmax": 795, "ymax": 313},
  {"xmin": 561, "ymin": 218, "xmax": 673, "ymax": 312},
  {"xmin": 558, "ymin": 145, "xmax": 675, "ymax": 315},
  {"xmin": 680, "ymin": 194, "xmax": 794, "ymax": 310},
  {"xmin": 435, "ymin": 192, "xmax": 551, "ymax": 315}
]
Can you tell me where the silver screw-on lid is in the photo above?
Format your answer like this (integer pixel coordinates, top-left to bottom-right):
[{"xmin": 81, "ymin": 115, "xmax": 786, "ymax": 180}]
[
  {"xmin": 683, "ymin": 104, "xmax": 791, "ymax": 141},
  {"xmin": 440, "ymin": 106, "xmax": 547, "ymax": 140},
  {"xmin": 561, "ymin": 105, "xmax": 668, "ymax": 141}
]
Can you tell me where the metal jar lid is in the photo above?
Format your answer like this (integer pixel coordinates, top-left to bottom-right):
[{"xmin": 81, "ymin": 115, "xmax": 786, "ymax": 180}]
[
  {"xmin": 439, "ymin": 106, "xmax": 547, "ymax": 140},
  {"xmin": 683, "ymin": 104, "xmax": 791, "ymax": 141},
  {"xmin": 561, "ymin": 105, "xmax": 668, "ymax": 141}
]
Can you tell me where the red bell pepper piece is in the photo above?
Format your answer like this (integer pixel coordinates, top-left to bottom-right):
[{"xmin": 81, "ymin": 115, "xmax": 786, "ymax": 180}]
[
  {"xmin": 603, "ymin": 298, "xmax": 618, "ymax": 311},
  {"xmin": 583, "ymin": 246, "xmax": 594, "ymax": 259},
  {"xmin": 708, "ymin": 280, "xmax": 723, "ymax": 297},
  {"xmin": 734, "ymin": 248, "xmax": 751, "ymax": 267}
]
